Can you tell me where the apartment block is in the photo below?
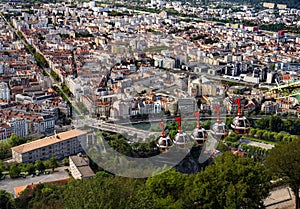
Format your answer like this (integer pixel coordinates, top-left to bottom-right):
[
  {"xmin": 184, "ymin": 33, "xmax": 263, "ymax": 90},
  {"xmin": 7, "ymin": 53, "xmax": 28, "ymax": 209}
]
[{"xmin": 11, "ymin": 129, "xmax": 88, "ymax": 163}]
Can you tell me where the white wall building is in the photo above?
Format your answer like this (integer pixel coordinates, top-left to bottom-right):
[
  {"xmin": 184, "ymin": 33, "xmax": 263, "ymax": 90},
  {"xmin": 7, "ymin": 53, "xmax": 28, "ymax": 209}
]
[
  {"xmin": 0, "ymin": 82, "xmax": 10, "ymax": 100},
  {"xmin": 9, "ymin": 118, "xmax": 28, "ymax": 139}
]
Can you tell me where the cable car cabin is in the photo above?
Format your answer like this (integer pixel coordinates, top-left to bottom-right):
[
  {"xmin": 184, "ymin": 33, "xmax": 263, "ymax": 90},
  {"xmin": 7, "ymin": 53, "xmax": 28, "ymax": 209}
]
[
  {"xmin": 174, "ymin": 131, "xmax": 190, "ymax": 149},
  {"xmin": 231, "ymin": 116, "xmax": 250, "ymax": 134},
  {"xmin": 191, "ymin": 126, "xmax": 208, "ymax": 145},
  {"xmin": 157, "ymin": 135, "xmax": 173, "ymax": 152},
  {"xmin": 156, "ymin": 122, "xmax": 173, "ymax": 152},
  {"xmin": 211, "ymin": 106, "xmax": 229, "ymax": 140},
  {"xmin": 230, "ymin": 98, "xmax": 250, "ymax": 135},
  {"xmin": 191, "ymin": 111, "xmax": 208, "ymax": 145},
  {"xmin": 211, "ymin": 121, "xmax": 229, "ymax": 140},
  {"xmin": 173, "ymin": 117, "xmax": 190, "ymax": 149}
]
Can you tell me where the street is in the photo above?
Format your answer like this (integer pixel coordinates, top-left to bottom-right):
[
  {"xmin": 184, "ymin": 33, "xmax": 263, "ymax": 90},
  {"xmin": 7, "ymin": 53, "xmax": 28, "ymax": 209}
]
[{"xmin": 0, "ymin": 166, "xmax": 70, "ymax": 196}]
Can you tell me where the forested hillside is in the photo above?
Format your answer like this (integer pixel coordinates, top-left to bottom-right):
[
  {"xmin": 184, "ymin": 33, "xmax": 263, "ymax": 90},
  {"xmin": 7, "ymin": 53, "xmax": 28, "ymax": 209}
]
[{"xmin": 1, "ymin": 153, "xmax": 271, "ymax": 209}]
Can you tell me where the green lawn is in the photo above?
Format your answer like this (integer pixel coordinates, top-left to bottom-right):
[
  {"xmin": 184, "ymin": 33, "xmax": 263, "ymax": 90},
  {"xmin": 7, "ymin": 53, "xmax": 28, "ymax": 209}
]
[{"xmin": 242, "ymin": 136, "xmax": 277, "ymax": 145}]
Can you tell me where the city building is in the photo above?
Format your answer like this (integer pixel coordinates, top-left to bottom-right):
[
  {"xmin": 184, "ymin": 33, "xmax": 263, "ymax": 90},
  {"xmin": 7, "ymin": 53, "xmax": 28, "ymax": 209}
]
[
  {"xmin": 8, "ymin": 118, "xmax": 28, "ymax": 139},
  {"xmin": 69, "ymin": 154, "xmax": 95, "ymax": 179},
  {"xmin": 11, "ymin": 129, "xmax": 88, "ymax": 163},
  {"xmin": 0, "ymin": 82, "xmax": 10, "ymax": 101}
]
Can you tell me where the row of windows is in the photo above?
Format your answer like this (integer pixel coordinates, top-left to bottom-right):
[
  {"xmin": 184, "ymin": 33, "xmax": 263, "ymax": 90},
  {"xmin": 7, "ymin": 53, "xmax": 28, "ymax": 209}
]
[{"xmin": 27, "ymin": 148, "xmax": 83, "ymax": 161}]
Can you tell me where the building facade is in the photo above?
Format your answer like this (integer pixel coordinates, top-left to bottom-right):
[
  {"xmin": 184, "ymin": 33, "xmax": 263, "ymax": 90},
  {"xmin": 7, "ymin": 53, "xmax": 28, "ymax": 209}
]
[
  {"xmin": 9, "ymin": 118, "xmax": 28, "ymax": 139},
  {"xmin": 0, "ymin": 82, "xmax": 10, "ymax": 101},
  {"xmin": 11, "ymin": 129, "xmax": 88, "ymax": 163}
]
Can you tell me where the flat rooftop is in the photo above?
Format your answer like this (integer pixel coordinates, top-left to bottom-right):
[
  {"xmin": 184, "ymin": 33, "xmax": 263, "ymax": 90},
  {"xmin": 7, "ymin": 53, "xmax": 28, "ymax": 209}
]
[{"xmin": 11, "ymin": 129, "xmax": 87, "ymax": 154}]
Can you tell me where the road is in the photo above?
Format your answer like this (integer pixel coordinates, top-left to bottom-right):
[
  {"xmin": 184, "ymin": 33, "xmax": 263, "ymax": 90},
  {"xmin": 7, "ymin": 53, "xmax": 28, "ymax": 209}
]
[
  {"xmin": 45, "ymin": 68, "xmax": 83, "ymax": 119},
  {"xmin": 0, "ymin": 166, "xmax": 70, "ymax": 196}
]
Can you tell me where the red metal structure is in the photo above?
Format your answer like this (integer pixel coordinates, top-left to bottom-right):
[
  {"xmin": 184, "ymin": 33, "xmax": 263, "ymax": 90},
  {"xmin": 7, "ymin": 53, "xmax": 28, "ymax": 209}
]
[
  {"xmin": 157, "ymin": 121, "xmax": 172, "ymax": 152},
  {"xmin": 159, "ymin": 122, "xmax": 166, "ymax": 137},
  {"xmin": 194, "ymin": 111, "xmax": 201, "ymax": 128},
  {"xmin": 232, "ymin": 98, "xmax": 242, "ymax": 117},
  {"xmin": 191, "ymin": 111, "xmax": 208, "ymax": 145},
  {"xmin": 213, "ymin": 105, "xmax": 221, "ymax": 122},
  {"xmin": 174, "ymin": 117, "xmax": 189, "ymax": 148},
  {"xmin": 211, "ymin": 105, "xmax": 228, "ymax": 139},
  {"xmin": 231, "ymin": 98, "xmax": 250, "ymax": 134}
]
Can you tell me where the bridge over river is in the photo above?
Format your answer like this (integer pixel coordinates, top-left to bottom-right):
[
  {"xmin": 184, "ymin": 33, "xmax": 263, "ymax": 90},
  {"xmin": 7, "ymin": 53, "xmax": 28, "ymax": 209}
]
[{"xmin": 72, "ymin": 118, "xmax": 159, "ymax": 141}]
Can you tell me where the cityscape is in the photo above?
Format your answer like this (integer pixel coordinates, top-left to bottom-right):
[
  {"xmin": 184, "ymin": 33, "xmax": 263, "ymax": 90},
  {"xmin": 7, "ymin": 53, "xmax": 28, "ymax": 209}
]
[{"xmin": 0, "ymin": 0, "xmax": 300, "ymax": 208}]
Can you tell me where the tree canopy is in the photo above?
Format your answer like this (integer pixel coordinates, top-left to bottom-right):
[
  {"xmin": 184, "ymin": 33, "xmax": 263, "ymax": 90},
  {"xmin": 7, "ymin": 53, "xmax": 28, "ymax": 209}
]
[
  {"xmin": 265, "ymin": 139, "xmax": 300, "ymax": 209},
  {"xmin": 0, "ymin": 190, "xmax": 15, "ymax": 209},
  {"xmin": 12, "ymin": 153, "xmax": 271, "ymax": 209},
  {"xmin": 185, "ymin": 153, "xmax": 270, "ymax": 209}
]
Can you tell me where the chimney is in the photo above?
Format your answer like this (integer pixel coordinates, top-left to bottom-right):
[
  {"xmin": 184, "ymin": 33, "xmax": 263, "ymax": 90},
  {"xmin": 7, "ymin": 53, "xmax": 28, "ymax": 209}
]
[{"xmin": 54, "ymin": 130, "xmax": 60, "ymax": 139}]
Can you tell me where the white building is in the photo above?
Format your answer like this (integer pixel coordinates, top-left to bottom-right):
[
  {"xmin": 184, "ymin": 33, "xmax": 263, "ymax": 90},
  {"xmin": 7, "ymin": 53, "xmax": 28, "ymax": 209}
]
[
  {"xmin": 8, "ymin": 118, "xmax": 28, "ymax": 139},
  {"xmin": 0, "ymin": 63, "xmax": 4, "ymax": 74},
  {"xmin": 11, "ymin": 129, "xmax": 88, "ymax": 163},
  {"xmin": 0, "ymin": 82, "xmax": 10, "ymax": 100},
  {"xmin": 69, "ymin": 155, "xmax": 95, "ymax": 179}
]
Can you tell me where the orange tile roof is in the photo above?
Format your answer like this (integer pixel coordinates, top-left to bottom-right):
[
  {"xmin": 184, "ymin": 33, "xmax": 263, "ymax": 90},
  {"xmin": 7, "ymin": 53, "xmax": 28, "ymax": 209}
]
[
  {"xmin": 14, "ymin": 185, "xmax": 27, "ymax": 197},
  {"xmin": 11, "ymin": 129, "xmax": 87, "ymax": 154}
]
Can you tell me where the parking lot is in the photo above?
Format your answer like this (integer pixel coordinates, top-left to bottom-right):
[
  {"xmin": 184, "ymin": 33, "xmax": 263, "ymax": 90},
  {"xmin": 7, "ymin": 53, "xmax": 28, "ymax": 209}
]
[{"xmin": 0, "ymin": 166, "xmax": 70, "ymax": 196}]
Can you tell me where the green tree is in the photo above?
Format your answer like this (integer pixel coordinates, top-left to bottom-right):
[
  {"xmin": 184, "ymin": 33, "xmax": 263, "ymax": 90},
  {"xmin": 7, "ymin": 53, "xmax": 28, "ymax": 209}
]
[
  {"xmin": 263, "ymin": 131, "xmax": 271, "ymax": 140},
  {"xmin": 35, "ymin": 160, "xmax": 45, "ymax": 172},
  {"xmin": 62, "ymin": 157, "xmax": 69, "ymax": 166},
  {"xmin": 9, "ymin": 163, "xmax": 20, "ymax": 178},
  {"xmin": 256, "ymin": 130, "xmax": 264, "ymax": 139},
  {"xmin": 186, "ymin": 153, "xmax": 270, "ymax": 209},
  {"xmin": 0, "ymin": 190, "xmax": 15, "ymax": 209},
  {"xmin": 269, "ymin": 116, "xmax": 283, "ymax": 132},
  {"xmin": 49, "ymin": 157, "xmax": 59, "ymax": 172},
  {"xmin": 108, "ymin": 139, "xmax": 133, "ymax": 157},
  {"xmin": 7, "ymin": 134, "xmax": 27, "ymax": 147},
  {"xmin": 0, "ymin": 160, "xmax": 3, "ymax": 178},
  {"xmin": 225, "ymin": 116, "xmax": 234, "ymax": 127},
  {"xmin": 7, "ymin": 133, "xmax": 18, "ymax": 147},
  {"xmin": 225, "ymin": 132, "xmax": 241, "ymax": 142},
  {"xmin": 131, "ymin": 169, "xmax": 186, "ymax": 209},
  {"xmin": 216, "ymin": 141, "xmax": 230, "ymax": 153},
  {"xmin": 255, "ymin": 118, "xmax": 269, "ymax": 130},
  {"xmin": 0, "ymin": 142, "xmax": 11, "ymax": 160},
  {"xmin": 16, "ymin": 183, "xmax": 63, "ymax": 209},
  {"xmin": 265, "ymin": 139, "xmax": 300, "ymax": 209},
  {"xmin": 63, "ymin": 175, "xmax": 143, "ymax": 209},
  {"xmin": 249, "ymin": 127, "xmax": 257, "ymax": 136},
  {"xmin": 25, "ymin": 163, "xmax": 35, "ymax": 175}
]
